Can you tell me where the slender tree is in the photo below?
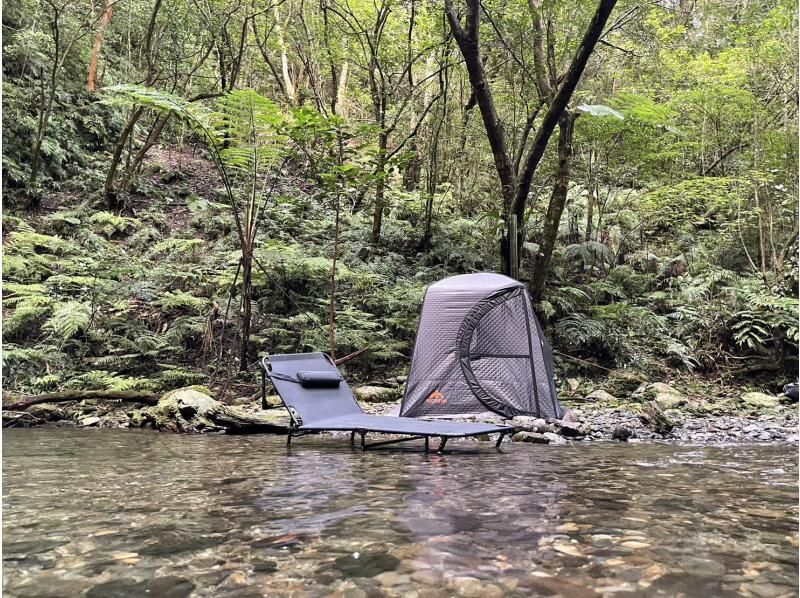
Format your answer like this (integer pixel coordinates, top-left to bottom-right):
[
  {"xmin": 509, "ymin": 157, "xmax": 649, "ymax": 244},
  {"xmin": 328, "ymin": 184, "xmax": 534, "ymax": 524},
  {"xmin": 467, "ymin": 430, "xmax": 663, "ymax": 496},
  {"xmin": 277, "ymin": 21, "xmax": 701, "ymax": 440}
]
[
  {"xmin": 87, "ymin": 0, "xmax": 115, "ymax": 91},
  {"xmin": 445, "ymin": 0, "xmax": 616, "ymax": 298}
]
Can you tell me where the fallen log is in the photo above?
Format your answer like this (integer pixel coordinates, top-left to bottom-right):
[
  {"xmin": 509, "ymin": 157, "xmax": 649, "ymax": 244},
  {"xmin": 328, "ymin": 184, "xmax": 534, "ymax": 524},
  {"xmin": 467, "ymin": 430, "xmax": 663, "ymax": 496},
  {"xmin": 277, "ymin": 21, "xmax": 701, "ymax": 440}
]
[
  {"xmin": 2, "ymin": 410, "xmax": 44, "ymax": 428},
  {"xmin": 3, "ymin": 390, "xmax": 160, "ymax": 412}
]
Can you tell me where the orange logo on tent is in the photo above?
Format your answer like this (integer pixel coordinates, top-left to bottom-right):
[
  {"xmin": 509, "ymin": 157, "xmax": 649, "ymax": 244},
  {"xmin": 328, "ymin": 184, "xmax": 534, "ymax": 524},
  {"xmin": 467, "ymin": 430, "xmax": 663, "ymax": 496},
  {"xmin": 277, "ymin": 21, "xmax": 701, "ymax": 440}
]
[{"xmin": 426, "ymin": 390, "xmax": 447, "ymax": 405}]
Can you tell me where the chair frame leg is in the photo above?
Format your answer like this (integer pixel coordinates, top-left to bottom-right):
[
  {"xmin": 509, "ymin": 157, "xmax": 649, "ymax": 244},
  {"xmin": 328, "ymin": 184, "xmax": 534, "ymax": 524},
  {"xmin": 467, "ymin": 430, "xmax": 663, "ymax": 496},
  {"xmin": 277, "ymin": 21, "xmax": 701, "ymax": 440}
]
[
  {"xmin": 437, "ymin": 437, "xmax": 447, "ymax": 453},
  {"xmin": 261, "ymin": 370, "xmax": 268, "ymax": 410}
]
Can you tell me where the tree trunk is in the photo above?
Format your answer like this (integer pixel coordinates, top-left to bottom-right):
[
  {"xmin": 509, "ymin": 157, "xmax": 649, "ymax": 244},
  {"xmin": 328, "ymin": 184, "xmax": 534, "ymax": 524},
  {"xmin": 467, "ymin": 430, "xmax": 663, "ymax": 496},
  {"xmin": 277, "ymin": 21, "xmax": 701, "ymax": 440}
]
[
  {"xmin": 120, "ymin": 113, "xmax": 170, "ymax": 192},
  {"xmin": 239, "ymin": 251, "xmax": 253, "ymax": 371},
  {"xmin": 329, "ymin": 194, "xmax": 341, "ymax": 359},
  {"xmin": 509, "ymin": 0, "xmax": 617, "ymax": 268},
  {"xmin": 87, "ymin": 0, "xmax": 114, "ymax": 91},
  {"xmin": 370, "ymin": 132, "xmax": 389, "ymax": 245},
  {"xmin": 446, "ymin": 0, "xmax": 616, "ymax": 274},
  {"xmin": 336, "ymin": 61, "xmax": 349, "ymax": 117},
  {"xmin": 105, "ymin": 107, "xmax": 144, "ymax": 210},
  {"xmin": 422, "ymin": 92, "xmax": 445, "ymax": 249},
  {"xmin": 444, "ymin": 0, "xmax": 516, "ymax": 213},
  {"xmin": 403, "ymin": 137, "xmax": 422, "ymax": 191},
  {"xmin": 103, "ymin": 0, "xmax": 162, "ymax": 209},
  {"xmin": 530, "ymin": 113, "xmax": 576, "ymax": 302},
  {"xmin": 27, "ymin": 72, "xmax": 58, "ymax": 200},
  {"xmin": 274, "ymin": 4, "xmax": 296, "ymax": 104},
  {"xmin": 585, "ymin": 147, "xmax": 597, "ymax": 242}
]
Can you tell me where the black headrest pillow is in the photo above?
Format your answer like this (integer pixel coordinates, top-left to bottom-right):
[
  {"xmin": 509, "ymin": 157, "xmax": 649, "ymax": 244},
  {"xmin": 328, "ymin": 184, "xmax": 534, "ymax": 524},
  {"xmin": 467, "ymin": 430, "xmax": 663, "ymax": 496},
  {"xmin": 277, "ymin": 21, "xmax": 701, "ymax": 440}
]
[{"xmin": 296, "ymin": 370, "xmax": 343, "ymax": 388}]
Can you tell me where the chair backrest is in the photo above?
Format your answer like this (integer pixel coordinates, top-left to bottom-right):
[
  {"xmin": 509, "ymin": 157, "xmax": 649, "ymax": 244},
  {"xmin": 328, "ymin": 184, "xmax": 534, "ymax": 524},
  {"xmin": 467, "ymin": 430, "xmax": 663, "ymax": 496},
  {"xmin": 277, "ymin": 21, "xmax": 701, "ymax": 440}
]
[{"xmin": 263, "ymin": 353, "xmax": 363, "ymax": 425}]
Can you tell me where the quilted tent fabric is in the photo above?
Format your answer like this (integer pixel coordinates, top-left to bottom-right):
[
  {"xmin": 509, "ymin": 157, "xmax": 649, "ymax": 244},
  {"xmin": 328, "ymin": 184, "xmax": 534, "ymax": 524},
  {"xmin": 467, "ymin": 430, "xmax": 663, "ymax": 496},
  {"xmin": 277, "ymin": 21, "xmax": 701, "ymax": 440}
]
[{"xmin": 400, "ymin": 273, "xmax": 564, "ymax": 419}]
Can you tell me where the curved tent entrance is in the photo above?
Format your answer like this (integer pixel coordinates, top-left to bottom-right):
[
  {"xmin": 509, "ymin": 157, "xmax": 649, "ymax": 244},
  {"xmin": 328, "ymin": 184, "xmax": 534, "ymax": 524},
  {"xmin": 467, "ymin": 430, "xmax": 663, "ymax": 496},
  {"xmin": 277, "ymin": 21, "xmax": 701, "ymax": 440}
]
[{"xmin": 401, "ymin": 273, "xmax": 564, "ymax": 419}]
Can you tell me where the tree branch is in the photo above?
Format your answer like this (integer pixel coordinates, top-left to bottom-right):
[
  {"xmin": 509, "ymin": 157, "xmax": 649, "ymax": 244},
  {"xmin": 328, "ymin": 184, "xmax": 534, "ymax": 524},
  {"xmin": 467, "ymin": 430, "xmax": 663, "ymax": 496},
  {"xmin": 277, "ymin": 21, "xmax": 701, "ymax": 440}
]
[{"xmin": 512, "ymin": 0, "xmax": 617, "ymax": 220}]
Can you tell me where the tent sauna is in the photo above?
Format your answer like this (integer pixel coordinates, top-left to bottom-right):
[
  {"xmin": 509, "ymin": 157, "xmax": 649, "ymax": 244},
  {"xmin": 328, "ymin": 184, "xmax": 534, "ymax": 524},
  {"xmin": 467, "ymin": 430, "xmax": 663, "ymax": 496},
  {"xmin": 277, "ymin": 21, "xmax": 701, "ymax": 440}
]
[{"xmin": 400, "ymin": 273, "xmax": 565, "ymax": 419}]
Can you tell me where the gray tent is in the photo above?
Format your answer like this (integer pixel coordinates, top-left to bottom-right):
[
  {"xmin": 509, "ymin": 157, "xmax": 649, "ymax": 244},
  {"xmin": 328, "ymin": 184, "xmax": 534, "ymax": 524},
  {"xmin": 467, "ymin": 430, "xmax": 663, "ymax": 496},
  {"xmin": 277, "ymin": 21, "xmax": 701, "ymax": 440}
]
[{"xmin": 400, "ymin": 273, "xmax": 564, "ymax": 419}]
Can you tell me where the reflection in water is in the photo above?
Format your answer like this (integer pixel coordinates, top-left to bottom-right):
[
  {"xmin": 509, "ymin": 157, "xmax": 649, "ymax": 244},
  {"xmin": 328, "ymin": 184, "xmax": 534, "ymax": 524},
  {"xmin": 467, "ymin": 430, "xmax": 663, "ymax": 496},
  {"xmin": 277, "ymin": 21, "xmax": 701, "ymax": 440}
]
[{"xmin": 3, "ymin": 429, "xmax": 798, "ymax": 597}]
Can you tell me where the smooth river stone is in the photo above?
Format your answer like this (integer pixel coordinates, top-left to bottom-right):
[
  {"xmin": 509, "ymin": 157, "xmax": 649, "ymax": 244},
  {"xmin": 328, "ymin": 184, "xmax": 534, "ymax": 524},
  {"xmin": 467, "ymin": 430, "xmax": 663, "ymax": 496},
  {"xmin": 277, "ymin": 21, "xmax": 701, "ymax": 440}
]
[
  {"xmin": 251, "ymin": 558, "xmax": 279, "ymax": 573},
  {"xmin": 3, "ymin": 538, "xmax": 70, "ymax": 560},
  {"xmin": 138, "ymin": 532, "xmax": 221, "ymax": 556},
  {"xmin": 332, "ymin": 551, "xmax": 400, "ymax": 578},
  {"xmin": 86, "ymin": 576, "xmax": 195, "ymax": 598}
]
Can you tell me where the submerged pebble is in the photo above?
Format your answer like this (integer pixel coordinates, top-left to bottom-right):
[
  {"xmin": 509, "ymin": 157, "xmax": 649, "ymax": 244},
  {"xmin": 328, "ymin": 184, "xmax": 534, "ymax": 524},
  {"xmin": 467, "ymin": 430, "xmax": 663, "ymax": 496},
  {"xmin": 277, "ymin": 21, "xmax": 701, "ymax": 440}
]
[{"xmin": 2, "ymin": 430, "xmax": 797, "ymax": 597}]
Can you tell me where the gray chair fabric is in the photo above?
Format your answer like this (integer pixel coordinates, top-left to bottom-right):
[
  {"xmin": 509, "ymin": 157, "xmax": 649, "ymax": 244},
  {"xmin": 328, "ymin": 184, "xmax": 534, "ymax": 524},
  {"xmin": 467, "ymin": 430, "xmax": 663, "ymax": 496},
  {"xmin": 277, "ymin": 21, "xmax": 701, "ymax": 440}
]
[{"xmin": 262, "ymin": 353, "xmax": 514, "ymax": 447}]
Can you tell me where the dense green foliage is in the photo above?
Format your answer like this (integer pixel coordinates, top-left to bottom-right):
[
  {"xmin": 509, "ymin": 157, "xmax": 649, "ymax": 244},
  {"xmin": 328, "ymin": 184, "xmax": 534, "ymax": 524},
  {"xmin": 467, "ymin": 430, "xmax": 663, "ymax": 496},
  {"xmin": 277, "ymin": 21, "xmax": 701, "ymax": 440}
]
[{"xmin": 3, "ymin": 0, "xmax": 797, "ymax": 398}]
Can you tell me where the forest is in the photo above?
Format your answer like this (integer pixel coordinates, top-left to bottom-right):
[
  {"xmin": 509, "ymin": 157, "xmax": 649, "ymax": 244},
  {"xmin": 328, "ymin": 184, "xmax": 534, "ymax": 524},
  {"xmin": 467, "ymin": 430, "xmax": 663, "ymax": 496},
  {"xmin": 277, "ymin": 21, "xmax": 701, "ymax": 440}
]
[{"xmin": 2, "ymin": 0, "xmax": 798, "ymax": 403}]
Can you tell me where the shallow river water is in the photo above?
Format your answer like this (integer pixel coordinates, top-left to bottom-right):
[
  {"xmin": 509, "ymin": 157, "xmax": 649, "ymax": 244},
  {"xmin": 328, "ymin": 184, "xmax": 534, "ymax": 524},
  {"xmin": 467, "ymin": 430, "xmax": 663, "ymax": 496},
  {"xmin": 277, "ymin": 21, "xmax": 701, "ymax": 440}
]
[{"xmin": 3, "ymin": 429, "xmax": 798, "ymax": 597}]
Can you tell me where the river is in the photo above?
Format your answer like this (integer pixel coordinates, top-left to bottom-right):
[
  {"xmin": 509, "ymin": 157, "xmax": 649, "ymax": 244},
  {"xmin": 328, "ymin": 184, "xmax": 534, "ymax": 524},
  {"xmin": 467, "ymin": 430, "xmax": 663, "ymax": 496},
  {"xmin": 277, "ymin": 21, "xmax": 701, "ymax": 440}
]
[{"xmin": 3, "ymin": 429, "xmax": 798, "ymax": 597}]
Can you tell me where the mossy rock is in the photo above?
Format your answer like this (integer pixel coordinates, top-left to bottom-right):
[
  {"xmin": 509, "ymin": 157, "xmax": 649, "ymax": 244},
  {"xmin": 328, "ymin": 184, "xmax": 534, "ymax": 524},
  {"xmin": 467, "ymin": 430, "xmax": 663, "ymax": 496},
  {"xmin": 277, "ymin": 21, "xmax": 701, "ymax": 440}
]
[
  {"xmin": 354, "ymin": 386, "xmax": 401, "ymax": 403},
  {"xmin": 605, "ymin": 370, "xmax": 647, "ymax": 397},
  {"xmin": 741, "ymin": 392, "xmax": 780, "ymax": 409},
  {"xmin": 128, "ymin": 408, "xmax": 150, "ymax": 428},
  {"xmin": 636, "ymin": 383, "xmax": 686, "ymax": 410},
  {"xmin": 141, "ymin": 387, "xmax": 288, "ymax": 434},
  {"xmin": 584, "ymin": 389, "xmax": 618, "ymax": 403},
  {"xmin": 146, "ymin": 388, "xmax": 221, "ymax": 433},
  {"xmin": 26, "ymin": 403, "xmax": 66, "ymax": 422},
  {"xmin": 160, "ymin": 385, "xmax": 212, "ymax": 400}
]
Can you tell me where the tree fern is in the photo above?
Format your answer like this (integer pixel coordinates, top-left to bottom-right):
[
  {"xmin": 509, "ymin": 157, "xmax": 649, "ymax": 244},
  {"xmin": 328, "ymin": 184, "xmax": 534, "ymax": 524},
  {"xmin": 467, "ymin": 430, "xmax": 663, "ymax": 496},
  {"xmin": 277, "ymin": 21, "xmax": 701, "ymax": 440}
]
[
  {"xmin": 157, "ymin": 366, "xmax": 206, "ymax": 385},
  {"xmin": 155, "ymin": 290, "xmax": 208, "ymax": 314},
  {"xmin": 64, "ymin": 370, "xmax": 158, "ymax": 392},
  {"xmin": 30, "ymin": 374, "xmax": 61, "ymax": 391},
  {"xmin": 149, "ymin": 237, "xmax": 205, "ymax": 257},
  {"xmin": 3, "ymin": 294, "xmax": 53, "ymax": 336},
  {"xmin": 89, "ymin": 211, "xmax": 139, "ymax": 237}
]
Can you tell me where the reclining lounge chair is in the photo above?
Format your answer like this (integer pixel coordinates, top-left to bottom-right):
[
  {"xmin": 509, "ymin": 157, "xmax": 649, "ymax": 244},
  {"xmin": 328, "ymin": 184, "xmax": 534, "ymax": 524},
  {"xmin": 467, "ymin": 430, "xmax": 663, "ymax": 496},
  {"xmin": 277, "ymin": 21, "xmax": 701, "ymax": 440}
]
[{"xmin": 260, "ymin": 353, "xmax": 514, "ymax": 452}]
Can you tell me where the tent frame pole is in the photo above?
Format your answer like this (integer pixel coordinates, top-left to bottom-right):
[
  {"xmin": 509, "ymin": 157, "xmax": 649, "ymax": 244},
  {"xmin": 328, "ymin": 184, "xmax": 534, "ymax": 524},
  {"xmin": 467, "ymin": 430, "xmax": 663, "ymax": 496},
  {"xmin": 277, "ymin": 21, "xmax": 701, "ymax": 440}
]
[{"xmin": 509, "ymin": 214, "xmax": 519, "ymax": 280}]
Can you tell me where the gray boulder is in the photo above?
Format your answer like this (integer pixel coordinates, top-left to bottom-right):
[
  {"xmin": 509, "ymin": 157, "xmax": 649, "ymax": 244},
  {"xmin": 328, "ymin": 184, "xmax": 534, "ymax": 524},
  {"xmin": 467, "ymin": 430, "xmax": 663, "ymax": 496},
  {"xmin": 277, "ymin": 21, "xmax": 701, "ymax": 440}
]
[
  {"xmin": 511, "ymin": 416, "xmax": 548, "ymax": 433},
  {"xmin": 27, "ymin": 403, "xmax": 66, "ymax": 422},
  {"xmin": 511, "ymin": 431, "xmax": 550, "ymax": 444},
  {"xmin": 543, "ymin": 432, "xmax": 567, "ymax": 445},
  {"xmin": 354, "ymin": 386, "xmax": 399, "ymax": 403},
  {"xmin": 551, "ymin": 419, "xmax": 584, "ymax": 438},
  {"xmin": 612, "ymin": 426, "xmax": 633, "ymax": 442},
  {"xmin": 782, "ymin": 383, "xmax": 798, "ymax": 403}
]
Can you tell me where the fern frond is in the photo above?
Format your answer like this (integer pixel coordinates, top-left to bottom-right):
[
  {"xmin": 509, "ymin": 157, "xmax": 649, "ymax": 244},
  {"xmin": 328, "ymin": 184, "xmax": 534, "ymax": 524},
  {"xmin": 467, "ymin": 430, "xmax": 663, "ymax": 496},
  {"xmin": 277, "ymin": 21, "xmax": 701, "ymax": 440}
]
[
  {"xmin": 149, "ymin": 237, "xmax": 205, "ymax": 256},
  {"xmin": 3, "ymin": 295, "xmax": 53, "ymax": 335},
  {"xmin": 155, "ymin": 290, "xmax": 208, "ymax": 314},
  {"xmin": 44, "ymin": 301, "xmax": 92, "ymax": 340}
]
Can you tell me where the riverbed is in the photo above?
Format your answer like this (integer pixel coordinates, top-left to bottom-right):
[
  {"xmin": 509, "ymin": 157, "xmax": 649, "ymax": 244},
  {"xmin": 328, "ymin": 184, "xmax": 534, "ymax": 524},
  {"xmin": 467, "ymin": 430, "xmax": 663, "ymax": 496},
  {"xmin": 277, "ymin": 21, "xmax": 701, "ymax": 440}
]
[{"xmin": 3, "ymin": 429, "xmax": 798, "ymax": 597}]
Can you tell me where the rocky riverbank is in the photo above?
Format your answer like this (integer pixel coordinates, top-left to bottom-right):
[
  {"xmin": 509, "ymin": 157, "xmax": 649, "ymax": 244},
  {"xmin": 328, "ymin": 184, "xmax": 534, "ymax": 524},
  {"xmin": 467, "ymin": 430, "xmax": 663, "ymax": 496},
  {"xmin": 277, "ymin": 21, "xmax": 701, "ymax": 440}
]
[
  {"xmin": 359, "ymin": 378, "xmax": 799, "ymax": 444},
  {"xmin": 3, "ymin": 378, "xmax": 797, "ymax": 444}
]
